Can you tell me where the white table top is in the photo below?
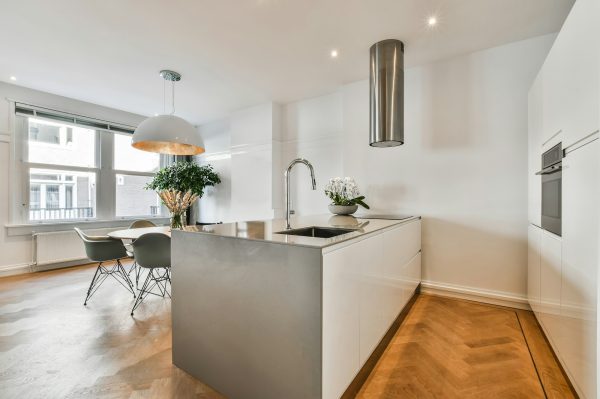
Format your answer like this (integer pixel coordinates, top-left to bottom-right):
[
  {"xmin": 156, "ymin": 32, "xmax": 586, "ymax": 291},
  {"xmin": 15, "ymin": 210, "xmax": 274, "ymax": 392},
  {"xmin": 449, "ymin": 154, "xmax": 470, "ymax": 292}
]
[{"xmin": 108, "ymin": 226, "xmax": 170, "ymax": 240}]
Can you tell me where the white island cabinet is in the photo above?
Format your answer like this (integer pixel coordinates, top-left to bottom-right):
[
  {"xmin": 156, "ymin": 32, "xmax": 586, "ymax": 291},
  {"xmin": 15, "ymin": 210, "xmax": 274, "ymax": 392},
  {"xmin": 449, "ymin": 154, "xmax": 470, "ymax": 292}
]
[
  {"xmin": 171, "ymin": 215, "xmax": 421, "ymax": 399},
  {"xmin": 322, "ymin": 220, "xmax": 421, "ymax": 399}
]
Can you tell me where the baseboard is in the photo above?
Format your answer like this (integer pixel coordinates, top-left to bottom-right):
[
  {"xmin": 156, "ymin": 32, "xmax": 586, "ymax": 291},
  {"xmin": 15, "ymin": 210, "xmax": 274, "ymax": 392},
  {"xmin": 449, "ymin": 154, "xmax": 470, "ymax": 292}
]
[
  {"xmin": 0, "ymin": 263, "xmax": 34, "ymax": 277},
  {"xmin": 420, "ymin": 280, "xmax": 531, "ymax": 310},
  {"xmin": 34, "ymin": 258, "xmax": 90, "ymax": 272},
  {"xmin": 0, "ymin": 258, "xmax": 94, "ymax": 278}
]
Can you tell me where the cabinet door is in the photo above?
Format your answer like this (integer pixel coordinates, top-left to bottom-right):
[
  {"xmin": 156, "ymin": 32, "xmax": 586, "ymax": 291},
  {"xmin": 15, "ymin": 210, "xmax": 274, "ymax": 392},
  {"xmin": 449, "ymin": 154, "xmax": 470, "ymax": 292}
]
[
  {"xmin": 539, "ymin": 231, "xmax": 562, "ymax": 320},
  {"xmin": 528, "ymin": 74, "xmax": 543, "ymax": 226},
  {"xmin": 357, "ymin": 236, "xmax": 386, "ymax": 366},
  {"xmin": 382, "ymin": 220, "xmax": 421, "ymax": 322},
  {"xmin": 559, "ymin": 0, "xmax": 599, "ymax": 147},
  {"xmin": 322, "ymin": 245, "xmax": 360, "ymax": 399},
  {"xmin": 527, "ymin": 224, "xmax": 542, "ymax": 314},
  {"xmin": 542, "ymin": 48, "xmax": 563, "ymax": 145},
  {"xmin": 402, "ymin": 252, "xmax": 421, "ymax": 301},
  {"xmin": 561, "ymin": 140, "xmax": 598, "ymax": 399}
]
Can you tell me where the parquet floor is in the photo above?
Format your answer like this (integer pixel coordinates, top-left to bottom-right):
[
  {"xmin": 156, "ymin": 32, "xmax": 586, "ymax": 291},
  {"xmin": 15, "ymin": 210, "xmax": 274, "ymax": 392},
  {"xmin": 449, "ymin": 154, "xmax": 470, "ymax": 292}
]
[
  {"xmin": 0, "ymin": 261, "xmax": 223, "ymax": 399},
  {"xmin": 357, "ymin": 294, "xmax": 577, "ymax": 399},
  {"xmin": 0, "ymin": 263, "xmax": 576, "ymax": 398}
]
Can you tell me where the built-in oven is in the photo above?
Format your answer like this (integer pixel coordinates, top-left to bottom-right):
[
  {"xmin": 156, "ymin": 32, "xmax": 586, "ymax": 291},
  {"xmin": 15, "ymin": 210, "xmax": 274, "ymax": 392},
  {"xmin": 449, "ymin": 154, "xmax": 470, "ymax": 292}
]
[{"xmin": 536, "ymin": 143, "xmax": 563, "ymax": 236}]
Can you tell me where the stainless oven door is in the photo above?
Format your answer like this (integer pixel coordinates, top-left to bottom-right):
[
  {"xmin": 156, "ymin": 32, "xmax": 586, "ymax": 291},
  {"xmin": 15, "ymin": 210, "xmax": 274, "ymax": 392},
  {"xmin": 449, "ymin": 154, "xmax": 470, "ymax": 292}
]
[{"xmin": 540, "ymin": 166, "xmax": 561, "ymax": 236}]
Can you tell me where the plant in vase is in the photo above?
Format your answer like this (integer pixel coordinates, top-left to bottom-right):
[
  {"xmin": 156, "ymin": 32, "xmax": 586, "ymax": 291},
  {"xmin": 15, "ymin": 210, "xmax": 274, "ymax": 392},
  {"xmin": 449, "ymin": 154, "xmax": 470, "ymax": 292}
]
[
  {"xmin": 157, "ymin": 190, "xmax": 198, "ymax": 229},
  {"xmin": 146, "ymin": 161, "xmax": 221, "ymax": 229},
  {"xmin": 324, "ymin": 177, "xmax": 369, "ymax": 215}
]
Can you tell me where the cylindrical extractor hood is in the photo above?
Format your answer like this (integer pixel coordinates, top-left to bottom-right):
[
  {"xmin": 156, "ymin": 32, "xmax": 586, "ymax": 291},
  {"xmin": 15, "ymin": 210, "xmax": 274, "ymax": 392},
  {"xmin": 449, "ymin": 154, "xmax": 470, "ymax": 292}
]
[{"xmin": 369, "ymin": 39, "xmax": 404, "ymax": 147}]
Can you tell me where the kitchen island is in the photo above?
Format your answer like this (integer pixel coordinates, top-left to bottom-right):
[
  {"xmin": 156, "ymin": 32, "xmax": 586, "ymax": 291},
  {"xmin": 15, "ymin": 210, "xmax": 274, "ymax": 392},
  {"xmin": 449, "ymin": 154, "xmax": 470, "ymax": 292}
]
[{"xmin": 171, "ymin": 214, "xmax": 421, "ymax": 399}]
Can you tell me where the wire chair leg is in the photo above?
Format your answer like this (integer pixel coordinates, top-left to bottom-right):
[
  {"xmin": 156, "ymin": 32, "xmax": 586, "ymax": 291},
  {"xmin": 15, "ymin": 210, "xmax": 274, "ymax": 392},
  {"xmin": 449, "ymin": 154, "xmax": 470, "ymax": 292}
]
[
  {"xmin": 117, "ymin": 259, "xmax": 136, "ymax": 296},
  {"xmin": 160, "ymin": 268, "xmax": 171, "ymax": 298},
  {"xmin": 131, "ymin": 271, "xmax": 153, "ymax": 316},
  {"xmin": 83, "ymin": 262, "xmax": 103, "ymax": 306},
  {"xmin": 130, "ymin": 267, "xmax": 172, "ymax": 316},
  {"xmin": 135, "ymin": 262, "xmax": 142, "ymax": 289},
  {"xmin": 127, "ymin": 261, "xmax": 141, "ymax": 289},
  {"xmin": 154, "ymin": 269, "xmax": 166, "ymax": 297}
]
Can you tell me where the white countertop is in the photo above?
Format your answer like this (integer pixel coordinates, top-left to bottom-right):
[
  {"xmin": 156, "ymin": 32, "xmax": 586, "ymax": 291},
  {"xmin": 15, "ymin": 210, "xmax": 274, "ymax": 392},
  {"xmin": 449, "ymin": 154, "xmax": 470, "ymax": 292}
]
[{"xmin": 179, "ymin": 214, "xmax": 420, "ymax": 248}]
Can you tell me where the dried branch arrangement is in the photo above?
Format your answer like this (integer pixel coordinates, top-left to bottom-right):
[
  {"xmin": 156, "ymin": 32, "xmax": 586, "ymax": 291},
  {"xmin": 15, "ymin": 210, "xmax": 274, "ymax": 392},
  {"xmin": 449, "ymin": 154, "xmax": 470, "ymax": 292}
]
[{"xmin": 158, "ymin": 189, "xmax": 199, "ymax": 229}]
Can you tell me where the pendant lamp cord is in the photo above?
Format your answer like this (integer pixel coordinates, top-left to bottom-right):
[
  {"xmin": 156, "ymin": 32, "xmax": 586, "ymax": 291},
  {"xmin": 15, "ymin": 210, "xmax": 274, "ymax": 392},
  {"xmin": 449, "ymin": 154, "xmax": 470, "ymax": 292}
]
[
  {"xmin": 160, "ymin": 72, "xmax": 177, "ymax": 115},
  {"xmin": 171, "ymin": 80, "xmax": 175, "ymax": 115},
  {"xmin": 163, "ymin": 78, "xmax": 166, "ymax": 114}
]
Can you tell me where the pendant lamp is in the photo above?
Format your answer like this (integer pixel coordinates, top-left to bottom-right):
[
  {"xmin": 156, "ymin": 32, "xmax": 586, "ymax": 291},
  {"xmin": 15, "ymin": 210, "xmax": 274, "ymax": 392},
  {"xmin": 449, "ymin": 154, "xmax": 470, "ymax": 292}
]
[{"xmin": 132, "ymin": 70, "xmax": 204, "ymax": 155}]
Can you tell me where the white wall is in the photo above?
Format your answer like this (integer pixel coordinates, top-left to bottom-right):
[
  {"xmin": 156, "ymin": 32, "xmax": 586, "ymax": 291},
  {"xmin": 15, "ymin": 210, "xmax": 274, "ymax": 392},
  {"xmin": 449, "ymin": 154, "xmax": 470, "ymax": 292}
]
[
  {"xmin": 282, "ymin": 92, "xmax": 344, "ymax": 216},
  {"xmin": 198, "ymin": 34, "xmax": 556, "ymax": 302},
  {"xmin": 0, "ymin": 82, "xmax": 145, "ymax": 275},
  {"xmin": 196, "ymin": 103, "xmax": 283, "ymax": 223},
  {"xmin": 340, "ymin": 34, "xmax": 555, "ymax": 300}
]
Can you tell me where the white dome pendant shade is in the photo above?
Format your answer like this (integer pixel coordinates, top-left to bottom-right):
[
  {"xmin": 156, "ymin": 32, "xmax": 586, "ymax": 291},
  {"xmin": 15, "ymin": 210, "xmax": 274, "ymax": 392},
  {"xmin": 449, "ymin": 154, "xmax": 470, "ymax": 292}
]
[
  {"xmin": 132, "ymin": 70, "xmax": 205, "ymax": 155},
  {"xmin": 132, "ymin": 114, "xmax": 204, "ymax": 155}
]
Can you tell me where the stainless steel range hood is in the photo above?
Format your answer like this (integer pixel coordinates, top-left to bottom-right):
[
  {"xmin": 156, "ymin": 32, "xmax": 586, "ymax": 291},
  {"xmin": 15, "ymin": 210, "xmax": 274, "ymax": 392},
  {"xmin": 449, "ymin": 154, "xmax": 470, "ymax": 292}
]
[{"xmin": 369, "ymin": 39, "xmax": 404, "ymax": 147}]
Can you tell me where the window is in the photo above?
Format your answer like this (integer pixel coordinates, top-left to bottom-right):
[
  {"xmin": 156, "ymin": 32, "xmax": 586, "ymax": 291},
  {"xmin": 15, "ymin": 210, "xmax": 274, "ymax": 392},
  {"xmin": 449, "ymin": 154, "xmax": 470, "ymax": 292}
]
[
  {"xmin": 45, "ymin": 185, "xmax": 60, "ymax": 209},
  {"xmin": 26, "ymin": 118, "xmax": 96, "ymax": 169},
  {"xmin": 14, "ymin": 106, "xmax": 166, "ymax": 224},
  {"xmin": 29, "ymin": 120, "xmax": 60, "ymax": 144},
  {"xmin": 114, "ymin": 134, "xmax": 162, "ymax": 217},
  {"xmin": 115, "ymin": 174, "xmax": 161, "ymax": 217},
  {"xmin": 30, "ymin": 184, "xmax": 40, "ymax": 209},
  {"xmin": 114, "ymin": 134, "xmax": 160, "ymax": 173},
  {"xmin": 65, "ymin": 185, "xmax": 73, "ymax": 209},
  {"xmin": 28, "ymin": 168, "xmax": 96, "ymax": 221},
  {"xmin": 22, "ymin": 116, "xmax": 98, "ymax": 222}
]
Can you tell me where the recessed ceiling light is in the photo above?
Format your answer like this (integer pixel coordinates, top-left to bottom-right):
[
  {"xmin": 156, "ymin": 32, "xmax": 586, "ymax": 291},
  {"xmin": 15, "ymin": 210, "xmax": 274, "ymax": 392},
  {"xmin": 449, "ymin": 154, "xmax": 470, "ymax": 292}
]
[
  {"xmin": 330, "ymin": 49, "xmax": 339, "ymax": 58},
  {"xmin": 10, "ymin": 76, "xmax": 17, "ymax": 81},
  {"xmin": 427, "ymin": 16, "xmax": 437, "ymax": 27}
]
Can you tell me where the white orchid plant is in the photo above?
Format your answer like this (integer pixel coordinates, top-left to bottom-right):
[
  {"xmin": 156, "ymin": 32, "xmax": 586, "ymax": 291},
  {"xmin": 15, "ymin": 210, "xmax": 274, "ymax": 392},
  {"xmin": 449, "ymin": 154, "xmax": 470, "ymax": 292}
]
[{"xmin": 324, "ymin": 177, "xmax": 370, "ymax": 209}]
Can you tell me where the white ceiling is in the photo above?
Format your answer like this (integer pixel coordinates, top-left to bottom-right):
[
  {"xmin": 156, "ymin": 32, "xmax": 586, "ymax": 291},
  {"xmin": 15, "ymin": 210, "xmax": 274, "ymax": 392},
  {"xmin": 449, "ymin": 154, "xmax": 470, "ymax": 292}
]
[{"xmin": 0, "ymin": 0, "xmax": 573, "ymax": 125}]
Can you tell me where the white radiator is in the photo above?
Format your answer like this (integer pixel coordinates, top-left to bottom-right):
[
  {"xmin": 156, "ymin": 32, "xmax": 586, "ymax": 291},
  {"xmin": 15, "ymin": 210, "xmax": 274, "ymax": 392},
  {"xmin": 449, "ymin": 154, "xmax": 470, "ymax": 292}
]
[{"xmin": 34, "ymin": 228, "xmax": 117, "ymax": 266}]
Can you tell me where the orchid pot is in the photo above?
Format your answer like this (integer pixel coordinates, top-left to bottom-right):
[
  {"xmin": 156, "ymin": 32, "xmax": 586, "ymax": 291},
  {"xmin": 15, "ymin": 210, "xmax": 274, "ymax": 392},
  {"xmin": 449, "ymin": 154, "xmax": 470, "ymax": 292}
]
[{"xmin": 324, "ymin": 177, "xmax": 370, "ymax": 215}]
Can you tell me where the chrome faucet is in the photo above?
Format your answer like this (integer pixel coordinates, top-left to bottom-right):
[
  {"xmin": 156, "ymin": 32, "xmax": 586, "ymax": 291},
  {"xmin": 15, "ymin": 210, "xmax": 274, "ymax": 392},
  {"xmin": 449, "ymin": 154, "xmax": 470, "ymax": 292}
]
[{"xmin": 284, "ymin": 158, "xmax": 316, "ymax": 229}]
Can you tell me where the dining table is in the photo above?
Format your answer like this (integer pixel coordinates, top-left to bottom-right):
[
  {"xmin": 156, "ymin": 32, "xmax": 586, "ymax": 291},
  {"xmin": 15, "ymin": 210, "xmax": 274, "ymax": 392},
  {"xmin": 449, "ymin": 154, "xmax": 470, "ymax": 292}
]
[{"xmin": 108, "ymin": 226, "xmax": 171, "ymax": 240}]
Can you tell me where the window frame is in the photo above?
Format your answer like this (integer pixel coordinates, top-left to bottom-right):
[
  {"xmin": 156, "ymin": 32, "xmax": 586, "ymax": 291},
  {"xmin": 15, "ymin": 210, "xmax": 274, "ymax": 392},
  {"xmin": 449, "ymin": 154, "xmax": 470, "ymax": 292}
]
[{"xmin": 11, "ymin": 111, "xmax": 168, "ymax": 226}]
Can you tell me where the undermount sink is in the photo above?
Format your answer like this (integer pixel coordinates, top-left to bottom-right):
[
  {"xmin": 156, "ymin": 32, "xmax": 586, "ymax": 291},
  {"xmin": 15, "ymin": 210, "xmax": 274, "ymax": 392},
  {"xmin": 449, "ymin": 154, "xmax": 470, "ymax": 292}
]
[{"xmin": 276, "ymin": 226, "xmax": 355, "ymax": 238}]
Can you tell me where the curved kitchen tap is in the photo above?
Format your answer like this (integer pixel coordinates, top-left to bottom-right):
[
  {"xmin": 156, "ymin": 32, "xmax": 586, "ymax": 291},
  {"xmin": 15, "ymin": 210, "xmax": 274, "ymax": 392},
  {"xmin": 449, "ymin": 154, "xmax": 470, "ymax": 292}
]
[{"xmin": 284, "ymin": 158, "xmax": 316, "ymax": 229}]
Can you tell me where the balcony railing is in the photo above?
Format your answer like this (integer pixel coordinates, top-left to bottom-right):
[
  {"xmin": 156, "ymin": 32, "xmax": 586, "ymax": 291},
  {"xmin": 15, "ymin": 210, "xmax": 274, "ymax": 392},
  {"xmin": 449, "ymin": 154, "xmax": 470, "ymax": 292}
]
[{"xmin": 29, "ymin": 207, "xmax": 94, "ymax": 221}]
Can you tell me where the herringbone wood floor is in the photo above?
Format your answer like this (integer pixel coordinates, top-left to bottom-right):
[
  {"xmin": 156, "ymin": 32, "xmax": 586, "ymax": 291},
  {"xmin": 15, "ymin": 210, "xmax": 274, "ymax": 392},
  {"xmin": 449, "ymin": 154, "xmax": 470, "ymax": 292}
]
[
  {"xmin": 0, "ymin": 263, "xmax": 576, "ymax": 398},
  {"xmin": 0, "ymin": 261, "xmax": 224, "ymax": 399},
  {"xmin": 357, "ymin": 294, "xmax": 576, "ymax": 399}
]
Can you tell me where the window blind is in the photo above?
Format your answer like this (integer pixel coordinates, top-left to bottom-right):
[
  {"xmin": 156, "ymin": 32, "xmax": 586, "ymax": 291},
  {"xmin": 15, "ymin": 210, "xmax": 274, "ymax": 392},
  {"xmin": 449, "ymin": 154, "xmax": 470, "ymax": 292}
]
[{"xmin": 14, "ymin": 102, "xmax": 137, "ymax": 134}]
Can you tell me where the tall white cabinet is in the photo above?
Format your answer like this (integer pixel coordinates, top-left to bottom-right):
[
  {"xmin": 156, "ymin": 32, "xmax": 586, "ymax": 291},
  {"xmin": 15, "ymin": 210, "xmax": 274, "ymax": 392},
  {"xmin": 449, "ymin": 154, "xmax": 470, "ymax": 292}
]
[
  {"xmin": 527, "ymin": 0, "xmax": 599, "ymax": 398},
  {"xmin": 561, "ymin": 140, "xmax": 599, "ymax": 397}
]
